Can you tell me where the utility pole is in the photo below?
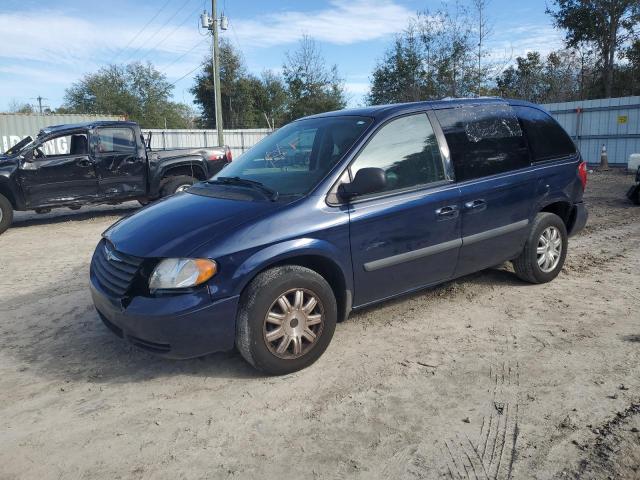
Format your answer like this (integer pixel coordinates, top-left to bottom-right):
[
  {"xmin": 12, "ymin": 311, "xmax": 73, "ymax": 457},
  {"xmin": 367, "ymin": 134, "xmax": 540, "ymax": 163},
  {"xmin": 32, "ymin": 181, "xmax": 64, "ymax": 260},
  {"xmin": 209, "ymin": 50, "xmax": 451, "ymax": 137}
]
[
  {"xmin": 31, "ymin": 96, "xmax": 49, "ymax": 114},
  {"xmin": 201, "ymin": 3, "xmax": 226, "ymax": 146}
]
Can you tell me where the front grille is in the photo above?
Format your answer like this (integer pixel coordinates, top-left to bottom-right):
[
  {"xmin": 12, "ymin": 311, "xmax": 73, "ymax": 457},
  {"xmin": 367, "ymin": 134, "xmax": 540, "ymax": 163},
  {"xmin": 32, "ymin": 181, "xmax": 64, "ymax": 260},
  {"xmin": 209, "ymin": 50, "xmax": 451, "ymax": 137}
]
[{"xmin": 92, "ymin": 239, "xmax": 143, "ymax": 298}]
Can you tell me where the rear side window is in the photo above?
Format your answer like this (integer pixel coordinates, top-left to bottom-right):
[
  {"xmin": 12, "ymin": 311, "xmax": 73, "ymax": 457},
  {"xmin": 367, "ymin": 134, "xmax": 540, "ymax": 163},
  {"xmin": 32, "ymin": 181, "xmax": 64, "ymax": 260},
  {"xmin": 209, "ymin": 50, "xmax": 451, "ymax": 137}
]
[
  {"xmin": 435, "ymin": 104, "xmax": 530, "ymax": 182},
  {"xmin": 514, "ymin": 106, "xmax": 576, "ymax": 162},
  {"xmin": 350, "ymin": 113, "xmax": 446, "ymax": 194}
]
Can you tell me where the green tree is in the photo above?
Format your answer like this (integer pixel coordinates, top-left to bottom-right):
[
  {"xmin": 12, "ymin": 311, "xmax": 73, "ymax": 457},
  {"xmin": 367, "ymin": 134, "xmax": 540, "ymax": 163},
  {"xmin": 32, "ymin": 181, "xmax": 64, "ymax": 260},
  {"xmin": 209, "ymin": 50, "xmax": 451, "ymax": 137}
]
[
  {"xmin": 547, "ymin": 0, "xmax": 640, "ymax": 98},
  {"xmin": 282, "ymin": 36, "xmax": 346, "ymax": 121},
  {"xmin": 368, "ymin": 2, "xmax": 481, "ymax": 105},
  {"xmin": 7, "ymin": 99, "xmax": 34, "ymax": 114},
  {"xmin": 368, "ymin": 28, "xmax": 425, "ymax": 105},
  {"xmin": 63, "ymin": 62, "xmax": 193, "ymax": 128},
  {"xmin": 192, "ymin": 40, "xmax": 287, "ymax": 129},
  {"xmin": 252, "ymin": 71, "xmax": 288, "ymax": 129},
  {"xmin": 496, "ymin": 52, "xmax": 548, "ymax": 102}
]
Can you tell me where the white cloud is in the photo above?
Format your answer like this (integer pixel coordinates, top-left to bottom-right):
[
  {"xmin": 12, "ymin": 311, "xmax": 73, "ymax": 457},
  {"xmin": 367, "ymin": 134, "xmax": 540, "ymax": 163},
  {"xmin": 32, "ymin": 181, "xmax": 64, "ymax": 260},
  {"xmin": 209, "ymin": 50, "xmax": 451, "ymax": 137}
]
[
  {"xmin": 0, "ymin": 10, "xmax": 201, "ymax": 66},
  {"xmin": 488, "ymin": 24, "xmax": 565, "ymax": 66},
  {"xmin": 232, "ymin": 0, "xmax": 414, "ymax": 47}
]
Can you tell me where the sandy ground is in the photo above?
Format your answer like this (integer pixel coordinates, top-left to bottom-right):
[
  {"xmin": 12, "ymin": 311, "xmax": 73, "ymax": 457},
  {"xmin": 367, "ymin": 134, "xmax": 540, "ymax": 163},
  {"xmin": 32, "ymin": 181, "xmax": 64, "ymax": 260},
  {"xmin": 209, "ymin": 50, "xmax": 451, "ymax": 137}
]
[{"xmin": 0, "ymin": 170, "xmax": 639, "ymax": 480}]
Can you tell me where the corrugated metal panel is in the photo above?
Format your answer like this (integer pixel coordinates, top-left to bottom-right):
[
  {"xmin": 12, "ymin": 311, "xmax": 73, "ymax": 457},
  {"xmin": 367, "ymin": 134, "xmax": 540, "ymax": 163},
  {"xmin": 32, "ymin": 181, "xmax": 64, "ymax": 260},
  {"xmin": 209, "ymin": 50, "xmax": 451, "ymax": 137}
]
[
  {"xmin": 0, "ymin": 113, "xmax": 271, "ymax": 159},
  {"xmin": 142, "ymin": 129, "xmax": 271, "ymax": 158},
  {"xmin": 0, "ymin": 113, "xmax": 124, "ymax": 152},
  {"xmin": 541, "ymin": 96, "xmax": 640, "ymax": 165}
]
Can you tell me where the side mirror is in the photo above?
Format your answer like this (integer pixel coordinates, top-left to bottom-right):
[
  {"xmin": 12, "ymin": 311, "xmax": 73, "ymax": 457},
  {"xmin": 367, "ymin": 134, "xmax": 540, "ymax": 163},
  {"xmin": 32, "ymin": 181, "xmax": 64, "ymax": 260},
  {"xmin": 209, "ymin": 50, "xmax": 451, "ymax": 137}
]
[{"xmin": 338, "ymin": 167, "xmax": 386, "ymax": 200}]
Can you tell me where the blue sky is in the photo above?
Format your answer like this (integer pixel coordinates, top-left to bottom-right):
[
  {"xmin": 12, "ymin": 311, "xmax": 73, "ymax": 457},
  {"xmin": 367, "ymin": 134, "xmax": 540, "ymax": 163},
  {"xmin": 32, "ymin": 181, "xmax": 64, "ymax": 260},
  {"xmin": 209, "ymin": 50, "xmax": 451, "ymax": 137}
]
[{"xmin": 0, "ymin": 0, "xmax": 565, "ymax": 112}]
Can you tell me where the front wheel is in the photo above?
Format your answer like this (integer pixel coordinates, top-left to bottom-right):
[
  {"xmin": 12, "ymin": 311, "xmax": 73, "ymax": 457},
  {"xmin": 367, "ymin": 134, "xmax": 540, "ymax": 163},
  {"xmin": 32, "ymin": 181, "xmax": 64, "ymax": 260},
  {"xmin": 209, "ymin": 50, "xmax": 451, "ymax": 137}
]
[
  {"xmin": 512, "ymin": 212, "xmax": 568, "ymax": 284},
  {"xmin": 0, "ymin": 193, "xmax": 14, "ymax": 235},
  {"xmin": 236, "ymin": 265, "xmax": 337, "ymax": 375}
]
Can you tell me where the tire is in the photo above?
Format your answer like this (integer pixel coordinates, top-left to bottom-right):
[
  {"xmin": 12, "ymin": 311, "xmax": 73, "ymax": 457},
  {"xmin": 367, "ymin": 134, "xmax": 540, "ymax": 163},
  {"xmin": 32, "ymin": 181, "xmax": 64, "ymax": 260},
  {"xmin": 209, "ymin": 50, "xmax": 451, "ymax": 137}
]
[
  {"xmin": 512, "ymin": 212, "xmax": 568, "ymax": 284},
  {"xmin": 627, "ymin": 184, "xmax": 640, "ymax": 205},
  {"xmin": 236, "ymin": 265, "xmax": 337, "ymax": 375},
  {"xmin": 160, "ymin": 175, "xmax": 196, "ymax": 197},
  {"xmin": 0, "ymin": 193, "xmax": 14, "ymax": 235}
]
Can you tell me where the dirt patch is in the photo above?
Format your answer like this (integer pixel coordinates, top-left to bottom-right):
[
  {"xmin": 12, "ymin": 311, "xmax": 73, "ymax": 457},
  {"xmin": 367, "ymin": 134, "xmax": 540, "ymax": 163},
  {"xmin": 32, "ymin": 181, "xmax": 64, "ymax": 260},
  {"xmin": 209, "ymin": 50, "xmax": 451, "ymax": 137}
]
[{"xmin": 1, "ymin": 170, "xmax": 639, "ymax": 479}]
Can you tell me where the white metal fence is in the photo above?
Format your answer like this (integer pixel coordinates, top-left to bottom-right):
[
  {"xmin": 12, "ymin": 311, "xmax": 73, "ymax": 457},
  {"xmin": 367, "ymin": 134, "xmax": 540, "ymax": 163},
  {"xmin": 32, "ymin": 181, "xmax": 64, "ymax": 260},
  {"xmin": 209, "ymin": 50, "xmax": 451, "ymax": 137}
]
[
  {"xmin": 142, "ymin": 129, "xmax": 271, "ymax": 158},
  {"xmin": 542, "ymin": 96, "xmax": 640, "ymax": 165}
]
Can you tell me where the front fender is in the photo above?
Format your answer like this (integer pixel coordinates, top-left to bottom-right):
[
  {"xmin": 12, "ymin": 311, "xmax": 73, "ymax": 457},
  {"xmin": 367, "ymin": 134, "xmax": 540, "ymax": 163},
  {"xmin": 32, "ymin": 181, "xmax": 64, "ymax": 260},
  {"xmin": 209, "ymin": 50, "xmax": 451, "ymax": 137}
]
[
  {"xmin": 0, "ymin": 171, "xmax": 25, "ymax": 210},
  {"xmin": 230, "ymin": 237, "xmax": 352, "ymax": 297}
]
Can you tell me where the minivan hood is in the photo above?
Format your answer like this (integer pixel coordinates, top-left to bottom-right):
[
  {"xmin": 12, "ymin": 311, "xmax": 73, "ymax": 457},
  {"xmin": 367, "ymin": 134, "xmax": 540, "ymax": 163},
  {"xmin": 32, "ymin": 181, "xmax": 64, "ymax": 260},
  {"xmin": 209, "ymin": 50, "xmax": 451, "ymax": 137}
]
[{"xmin": 104, "ymin": 192, "xmax": 281, "ymax": 258}]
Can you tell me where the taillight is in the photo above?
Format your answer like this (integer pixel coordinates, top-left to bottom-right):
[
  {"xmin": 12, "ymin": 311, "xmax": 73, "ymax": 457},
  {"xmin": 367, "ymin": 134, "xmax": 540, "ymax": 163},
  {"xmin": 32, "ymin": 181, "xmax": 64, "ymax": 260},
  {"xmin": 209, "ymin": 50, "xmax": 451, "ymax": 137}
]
[
  {"xmin": 578, "ymin": 161, "xmax": 587, "ymax": 190},
  {"xmin": 225, "ymin": 146, "xmax": 232, "ymax": 162}
]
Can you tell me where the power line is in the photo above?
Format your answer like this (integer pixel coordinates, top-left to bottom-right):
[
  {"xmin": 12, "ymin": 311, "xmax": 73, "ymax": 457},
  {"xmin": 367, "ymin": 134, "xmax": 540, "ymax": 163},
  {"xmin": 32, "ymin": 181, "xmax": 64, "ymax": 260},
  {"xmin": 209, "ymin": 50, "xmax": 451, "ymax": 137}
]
[
  {"xmin": 160, "ymin": 38, "xmax": 209, "ymax": 72},
  {"xmin": 110, "ymin": 0, "xmax": 173, "ymax": 64},
  {"xmin": 139, "ymin": 3, "xmax": 204, "ymax": 64},
  {"xmin": 122, "ymin": 0, "xmax": 196, "ymax": 65},
  {"xmin": 169, "ymin": 64, "xmax": 203, "ymax": 87}
]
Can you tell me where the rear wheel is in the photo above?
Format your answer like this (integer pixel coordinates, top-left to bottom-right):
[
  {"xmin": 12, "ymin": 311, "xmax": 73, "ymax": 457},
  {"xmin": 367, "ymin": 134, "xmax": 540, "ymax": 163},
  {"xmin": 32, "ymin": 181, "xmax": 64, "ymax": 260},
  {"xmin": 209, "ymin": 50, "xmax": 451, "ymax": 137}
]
[
  {"xmin": 160, "ymin": 175, "xmax": 196, "ymax": 197},
  {"xmin": 0, "ymin": 193, "xmax": 14, "ymax": 235},
  {"xmin": 236, "ymin": 265, "xmax": 337, "ymax": 375},
  {"xmin": 512, "ymin": 212, "xmax": 568, "ymax": 284}
]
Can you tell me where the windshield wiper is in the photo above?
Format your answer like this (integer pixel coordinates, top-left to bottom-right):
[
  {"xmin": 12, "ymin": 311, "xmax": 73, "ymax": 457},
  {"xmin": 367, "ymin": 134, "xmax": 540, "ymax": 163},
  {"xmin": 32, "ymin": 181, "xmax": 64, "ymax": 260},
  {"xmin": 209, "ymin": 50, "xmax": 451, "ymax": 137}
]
[{"xmin": 209, "ymin": 176, "xmax": 279, "ymax": 201}]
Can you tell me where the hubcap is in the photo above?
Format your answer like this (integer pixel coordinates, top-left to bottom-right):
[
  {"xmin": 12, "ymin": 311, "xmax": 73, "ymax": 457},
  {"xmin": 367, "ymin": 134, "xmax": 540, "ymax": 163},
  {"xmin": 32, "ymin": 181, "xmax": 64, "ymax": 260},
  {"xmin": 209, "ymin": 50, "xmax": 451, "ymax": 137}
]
[
  {"xmin": 175, "ymin": 184, "xmax": 191, "ymax": 193},
  {"xmin": 537, "ymin": 226, "xmax": 562, "ymax": 273},
  {"xmin": 263, "ymin": 288, "xmax": 324, "ymax": 359}
]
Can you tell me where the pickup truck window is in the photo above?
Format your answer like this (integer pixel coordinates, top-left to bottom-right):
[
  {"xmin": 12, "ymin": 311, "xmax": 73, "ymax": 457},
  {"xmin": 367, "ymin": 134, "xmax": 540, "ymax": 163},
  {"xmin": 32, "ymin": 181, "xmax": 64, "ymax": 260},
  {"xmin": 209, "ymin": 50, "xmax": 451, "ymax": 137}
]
[
  {"xmin": 94, "ymin": 128, "xmax": 136, "ymax": 154},
  {"xmin": 38, "ymin": 133, "xmax": 88, "ymax": 157},
  {"xmin": 349, "ymin": 113, "xmax": 446, "ymax": 195},
  {"xmin": 212, "ymin": 116, "xmax": 372, "ymax": 196}
]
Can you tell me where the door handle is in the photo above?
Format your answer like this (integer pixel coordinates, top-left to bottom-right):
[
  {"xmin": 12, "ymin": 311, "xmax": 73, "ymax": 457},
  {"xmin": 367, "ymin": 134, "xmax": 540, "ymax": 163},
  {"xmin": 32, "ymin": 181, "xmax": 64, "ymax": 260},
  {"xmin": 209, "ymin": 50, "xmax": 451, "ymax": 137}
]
[
  {"xmin": 464, "ymin": 199, "xmax": 486, "ymax": 210},
  {"xmin": 435, "ymin": 205, "xmax": 459, "ymax": 218},
  {"xmin": 76, "ymin": 159, "xmax": 92, "ymax": 167},
  {"xmin": 124, "ymin": 157, "xmax": 141, "ymax": 164}
]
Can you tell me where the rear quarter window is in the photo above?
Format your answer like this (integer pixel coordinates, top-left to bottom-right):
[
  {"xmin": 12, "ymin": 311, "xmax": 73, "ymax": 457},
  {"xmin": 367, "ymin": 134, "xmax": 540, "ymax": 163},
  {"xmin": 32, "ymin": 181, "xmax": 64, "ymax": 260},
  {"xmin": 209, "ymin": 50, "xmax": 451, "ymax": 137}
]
[
  {"xmin": 513, "ymin": 106, "xmax": 576, "ymax": 162},
  {"xmin": 435, "ymin": 104, "xmax": 530, "ymax": 182}
]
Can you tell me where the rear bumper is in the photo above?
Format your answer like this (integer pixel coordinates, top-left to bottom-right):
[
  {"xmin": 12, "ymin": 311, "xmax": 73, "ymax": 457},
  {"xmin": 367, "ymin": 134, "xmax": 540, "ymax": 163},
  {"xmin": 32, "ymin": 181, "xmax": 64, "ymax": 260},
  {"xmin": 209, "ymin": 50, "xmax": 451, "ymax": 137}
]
[
  {"xmin": 90, "ymin": 274, "xmax": 239, "ymax": 359},
  {"xmin": 568, "ymin": 201, "xmax": 588, "ymax": 237}
]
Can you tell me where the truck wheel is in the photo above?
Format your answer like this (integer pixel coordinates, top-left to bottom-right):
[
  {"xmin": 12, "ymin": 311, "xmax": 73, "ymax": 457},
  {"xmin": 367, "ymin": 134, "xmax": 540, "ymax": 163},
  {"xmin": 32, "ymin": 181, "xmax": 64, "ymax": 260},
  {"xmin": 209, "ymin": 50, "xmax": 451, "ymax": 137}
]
[
  {"xmin": 236, "ymin": 265, "xmax": 337, "ymax": 375},
  {"xmin": 160, "ymin": 175, "xmax": 196, "ymax": 197},
  {"xmin": 0, "ymin": 193, "xmax": 14, "ymax": 235},
  {"xmin": 512, "ymin": 212, "xmax": 568, "ymax": 284}
]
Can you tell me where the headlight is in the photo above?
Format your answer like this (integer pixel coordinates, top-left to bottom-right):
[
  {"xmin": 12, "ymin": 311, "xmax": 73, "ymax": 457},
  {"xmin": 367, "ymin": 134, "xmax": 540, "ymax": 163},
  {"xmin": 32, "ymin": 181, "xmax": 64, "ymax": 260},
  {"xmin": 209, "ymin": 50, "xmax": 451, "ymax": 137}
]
[{"xmin": 149, "ymin": 258, "xmax": 217, "ymax": 291}]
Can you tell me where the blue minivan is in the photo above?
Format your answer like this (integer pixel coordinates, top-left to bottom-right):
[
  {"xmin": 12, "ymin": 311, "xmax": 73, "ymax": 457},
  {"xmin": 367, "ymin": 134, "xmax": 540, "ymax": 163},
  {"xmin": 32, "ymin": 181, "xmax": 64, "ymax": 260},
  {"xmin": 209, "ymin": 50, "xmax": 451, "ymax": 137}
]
[{"xmin": 90, "ymin": 98, "xmax": 588, "ymax": 374}]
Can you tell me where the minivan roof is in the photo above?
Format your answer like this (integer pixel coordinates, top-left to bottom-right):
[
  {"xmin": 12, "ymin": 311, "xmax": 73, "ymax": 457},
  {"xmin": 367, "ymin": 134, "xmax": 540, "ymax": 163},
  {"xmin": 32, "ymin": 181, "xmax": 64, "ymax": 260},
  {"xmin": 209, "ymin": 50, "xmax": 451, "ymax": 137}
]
[{"xmin": 299, "ymin": 97, "xmax": 543, "ymax": 123}]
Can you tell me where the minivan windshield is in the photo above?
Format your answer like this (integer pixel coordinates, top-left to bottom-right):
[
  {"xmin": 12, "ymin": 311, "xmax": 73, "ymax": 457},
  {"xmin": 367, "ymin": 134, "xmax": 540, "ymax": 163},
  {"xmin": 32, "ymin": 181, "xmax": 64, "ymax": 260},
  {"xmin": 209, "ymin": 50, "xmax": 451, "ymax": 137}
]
[{"xmin": 211, "ymin": 116, "xmax": 372, "ymax": 197}]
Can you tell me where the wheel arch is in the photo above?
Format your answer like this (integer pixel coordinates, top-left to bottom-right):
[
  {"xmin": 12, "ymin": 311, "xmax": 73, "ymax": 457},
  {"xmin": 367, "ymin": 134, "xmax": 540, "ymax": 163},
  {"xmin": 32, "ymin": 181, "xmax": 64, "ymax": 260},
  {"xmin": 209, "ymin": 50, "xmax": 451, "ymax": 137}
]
[
  {"xmin": 150, "ymin": 158, "xmax": 208, "ymax": 196},
  {"xmin": 538, "ymin": 199, "xmax": 573, "ymax": 229},
  {"xmin": 0, "ymin": 178, "xmax": 20, "ymax": 209},
  {"xmin": 233, "ymin": 241, "xmax": 352, "ymax": 323}
]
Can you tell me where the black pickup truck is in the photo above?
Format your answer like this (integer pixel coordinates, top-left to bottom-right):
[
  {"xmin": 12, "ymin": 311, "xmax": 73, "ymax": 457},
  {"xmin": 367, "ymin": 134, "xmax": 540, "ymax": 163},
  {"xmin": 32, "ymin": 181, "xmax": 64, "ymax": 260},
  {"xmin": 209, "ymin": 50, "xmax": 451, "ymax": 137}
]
[{"xmin": 0, "ymin": 120, "xmax": 231, "ymax": 234}]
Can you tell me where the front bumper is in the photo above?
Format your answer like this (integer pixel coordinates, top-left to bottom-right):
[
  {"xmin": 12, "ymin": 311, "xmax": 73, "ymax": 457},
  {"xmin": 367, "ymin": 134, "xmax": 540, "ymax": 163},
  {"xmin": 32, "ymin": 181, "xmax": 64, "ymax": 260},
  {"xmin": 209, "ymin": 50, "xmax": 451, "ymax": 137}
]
[
  {"xmin": 90, "ymin": 274, "xmax": 239, "ymax": 359},
  {"xmin": 568, "ymin": 201, "xmax": 588, "ymax": 237}
]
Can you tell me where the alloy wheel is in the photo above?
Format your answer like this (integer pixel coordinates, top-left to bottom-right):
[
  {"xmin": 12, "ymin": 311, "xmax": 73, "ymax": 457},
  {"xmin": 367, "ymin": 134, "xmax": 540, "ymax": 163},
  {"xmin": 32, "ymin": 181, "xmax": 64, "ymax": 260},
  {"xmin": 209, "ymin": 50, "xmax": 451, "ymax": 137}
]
[
  {"xmin": 263, "ymin": 288, "xmax": 324, "ymax": 359},
  {"xmin": 537, "ymin": 226, "xmax": 562, "ymax": 273}
]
